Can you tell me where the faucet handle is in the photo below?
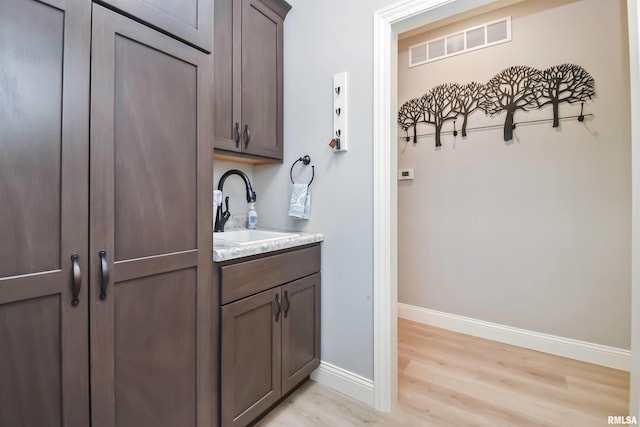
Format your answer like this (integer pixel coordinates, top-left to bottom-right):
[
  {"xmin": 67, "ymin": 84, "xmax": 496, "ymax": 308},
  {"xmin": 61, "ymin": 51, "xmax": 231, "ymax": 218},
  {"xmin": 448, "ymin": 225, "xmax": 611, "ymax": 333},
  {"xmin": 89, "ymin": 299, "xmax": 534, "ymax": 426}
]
[
  {"xmin": 215, "ymin": 196, "xmax": 231, "ymax": 232},
  {"xmin": 224, "ymin": 196, "xmax": 230, "ymax": 214},
  {"xmin": 222, "ymin": 196, "xmax": 231, "ymax": 224}
]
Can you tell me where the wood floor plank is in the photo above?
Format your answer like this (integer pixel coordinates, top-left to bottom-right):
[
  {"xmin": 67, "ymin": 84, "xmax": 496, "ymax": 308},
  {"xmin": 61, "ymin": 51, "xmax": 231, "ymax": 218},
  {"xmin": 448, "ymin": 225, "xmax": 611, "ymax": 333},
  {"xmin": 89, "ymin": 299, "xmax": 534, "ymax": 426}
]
[
  {"xmin": 258, "ymin": 319, "xmax": 630, "ymax": 426},
  {"xmin": 401, "ymin": 359, "xmax": 572, "ymax": 426},
  {"xmin": 566, "ymin": 374, "xmax": 629, "ymax": 404}
]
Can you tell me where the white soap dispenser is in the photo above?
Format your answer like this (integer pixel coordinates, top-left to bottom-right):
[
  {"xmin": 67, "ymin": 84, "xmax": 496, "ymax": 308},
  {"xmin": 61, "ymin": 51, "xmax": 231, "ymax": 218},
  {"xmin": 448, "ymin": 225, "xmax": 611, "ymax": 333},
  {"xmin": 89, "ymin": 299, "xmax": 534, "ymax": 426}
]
[{"xmin": 247, "ymin": 202, "xmax": 257, "ymax": 229}]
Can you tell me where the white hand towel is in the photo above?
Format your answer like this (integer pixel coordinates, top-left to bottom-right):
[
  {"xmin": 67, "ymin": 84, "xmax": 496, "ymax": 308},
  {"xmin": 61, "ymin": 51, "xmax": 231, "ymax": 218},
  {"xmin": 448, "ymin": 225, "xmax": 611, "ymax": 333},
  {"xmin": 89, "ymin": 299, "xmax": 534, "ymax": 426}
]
[
  {"xmin": 303, "ymin": 187, "xmax": 311, "ymax": 219},
  {"xmin": 288, "ymin": 183, "xmax": 311, "ymax": 219}
]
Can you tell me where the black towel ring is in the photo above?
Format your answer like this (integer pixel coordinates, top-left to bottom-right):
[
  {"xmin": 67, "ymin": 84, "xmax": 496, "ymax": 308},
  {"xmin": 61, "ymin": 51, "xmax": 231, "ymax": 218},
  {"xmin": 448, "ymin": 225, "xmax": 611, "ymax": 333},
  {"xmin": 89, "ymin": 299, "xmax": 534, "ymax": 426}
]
[{"xmin": 290, "ymin": 155, "xmax": 315, "ymax": 186}]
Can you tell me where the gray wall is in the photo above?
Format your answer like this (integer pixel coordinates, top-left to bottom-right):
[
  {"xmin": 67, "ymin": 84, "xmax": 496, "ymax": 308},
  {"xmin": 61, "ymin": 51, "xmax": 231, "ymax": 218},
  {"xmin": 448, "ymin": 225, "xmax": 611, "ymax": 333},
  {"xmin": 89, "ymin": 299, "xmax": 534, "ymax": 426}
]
[
  {"xmin": 253, "ymin": 0, "xmax": 397, "ymax": 380},
  {"xmin": 397, "ymin": 0, "xmax": 631, "ymax": 349}
]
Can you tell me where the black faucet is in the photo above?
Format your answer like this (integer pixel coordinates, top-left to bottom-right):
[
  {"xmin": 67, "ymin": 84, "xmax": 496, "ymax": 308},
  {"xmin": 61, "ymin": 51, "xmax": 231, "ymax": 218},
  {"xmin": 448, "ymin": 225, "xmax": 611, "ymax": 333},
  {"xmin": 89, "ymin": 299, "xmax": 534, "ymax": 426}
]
[{"xmin": 215, "ymin": 169, "xmax": 257, "ymax": 232}]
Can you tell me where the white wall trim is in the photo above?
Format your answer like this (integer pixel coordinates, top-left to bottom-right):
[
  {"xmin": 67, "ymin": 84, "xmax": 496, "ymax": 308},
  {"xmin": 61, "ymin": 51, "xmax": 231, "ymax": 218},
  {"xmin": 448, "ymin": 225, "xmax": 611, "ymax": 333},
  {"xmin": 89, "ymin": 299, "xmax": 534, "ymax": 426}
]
[
  {"xmin": 399, "ymin": 303, "xmax": 631, "ymax": 372},
  {"xmin": 628, "ymin": 0, "xmax": 640, "ymax": 417},
  {"xmin": 373, "ymin": 2, "xmax": 399, "ymax": 414},
  {"xmin": 310, "ymin": 361, "xmax": 375, "ymax": 407}
]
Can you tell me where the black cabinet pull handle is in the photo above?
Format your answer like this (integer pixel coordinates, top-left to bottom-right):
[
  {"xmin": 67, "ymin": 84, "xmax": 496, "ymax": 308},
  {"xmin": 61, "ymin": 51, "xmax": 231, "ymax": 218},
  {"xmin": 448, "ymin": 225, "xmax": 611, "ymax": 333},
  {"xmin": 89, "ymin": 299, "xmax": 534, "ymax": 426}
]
[
  {"xmin": 244, "ymin": 124, "xmax": 250, "ymax": 148},
  {"xmin": 275, "ymin": 293, "xmax": 281, "ymax": 322},
  {"xmin": 71, "ymin": 253, "xmax": 81, "ymax": 306},
  {"xmin": 283, "ymin": 290, "xmax": 290, "ymax": 318},
  {"xmin": 234, "ymin": 122, "xmax": 240, "ymax": 147},
  {"xmin": 99, "ymin": 250, "xmax": 109, "ymax": 301}
]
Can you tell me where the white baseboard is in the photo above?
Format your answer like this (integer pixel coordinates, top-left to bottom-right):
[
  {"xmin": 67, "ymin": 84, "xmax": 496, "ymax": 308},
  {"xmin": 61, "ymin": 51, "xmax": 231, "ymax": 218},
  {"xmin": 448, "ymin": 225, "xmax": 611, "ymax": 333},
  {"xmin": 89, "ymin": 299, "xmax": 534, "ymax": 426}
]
[
  {"xmin": 310, "ymin": 361, "xmax": 374, "ymax": 406},
  {"xmin": 398, "ymin": 303, "xmax": 631, "ymax": 372}
]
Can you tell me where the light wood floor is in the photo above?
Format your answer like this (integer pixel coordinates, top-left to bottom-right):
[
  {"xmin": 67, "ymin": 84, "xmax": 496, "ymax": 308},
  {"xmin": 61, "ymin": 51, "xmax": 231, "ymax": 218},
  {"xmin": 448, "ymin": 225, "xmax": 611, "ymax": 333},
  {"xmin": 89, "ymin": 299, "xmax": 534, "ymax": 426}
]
[{"xmin": 257, "ymin": 318, "xmax": 629, "ymax": 427}]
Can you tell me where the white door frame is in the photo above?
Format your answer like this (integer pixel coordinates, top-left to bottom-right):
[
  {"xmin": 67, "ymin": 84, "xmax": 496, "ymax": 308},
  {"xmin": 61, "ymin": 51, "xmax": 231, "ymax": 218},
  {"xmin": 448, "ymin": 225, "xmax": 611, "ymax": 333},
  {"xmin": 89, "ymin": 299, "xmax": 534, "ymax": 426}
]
[{"xmin": 372, "ymin": 0, "xmax": 640, "ymax": 414}]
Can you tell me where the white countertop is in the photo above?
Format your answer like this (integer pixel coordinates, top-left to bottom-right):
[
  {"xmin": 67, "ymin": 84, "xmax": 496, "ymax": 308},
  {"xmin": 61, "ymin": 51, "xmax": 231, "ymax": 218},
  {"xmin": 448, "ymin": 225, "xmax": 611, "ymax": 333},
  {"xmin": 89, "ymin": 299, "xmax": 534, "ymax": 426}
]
[{"xmin": 213, "ymin": 229, "xmax": 324, "ymax": 262}]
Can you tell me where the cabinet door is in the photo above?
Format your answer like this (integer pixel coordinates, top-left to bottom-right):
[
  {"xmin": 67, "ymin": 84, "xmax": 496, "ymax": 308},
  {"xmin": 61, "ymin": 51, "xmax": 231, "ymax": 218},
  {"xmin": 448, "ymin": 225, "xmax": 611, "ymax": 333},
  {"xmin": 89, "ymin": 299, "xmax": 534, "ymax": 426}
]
[
  {"xmin": 221, "ymin": 288, "xmax": 282, "ymax": 426},
  {"xmin": 281, "ymin": 273, "xmax": 321, "ymax": 395},
  {"xmin": 213, "ymin": 0, "xmax": 242, "ymax": 152},
  {"xmin": 241, "ymin": 0, "xmax": 285, "ymax": 159},
  {"xmin": 90, "ymin": 5, "xmax": 214, "ymax": 427},
  {"xmin": 99, "ymin": 0, "xmax": 213, "ymax": 52},
  {"xmin": 0, "ymin": 1, "xmax": 91, "ymax": 426}
]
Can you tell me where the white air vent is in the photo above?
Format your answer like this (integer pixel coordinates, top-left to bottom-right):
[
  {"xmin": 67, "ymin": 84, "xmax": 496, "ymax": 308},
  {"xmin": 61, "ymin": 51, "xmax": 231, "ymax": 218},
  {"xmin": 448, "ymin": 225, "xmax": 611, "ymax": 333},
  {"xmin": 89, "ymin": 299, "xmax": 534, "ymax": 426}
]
[
  {"xmin": 410, "ymin": 43, "xmax": 427, "ymax": 64},
  {"xmin": 466, "ymin": 27, "xmax": 485, "ymax": 49},
  {"xmin": 408, "ymin": 17, "xmax": 511, "ymax": 67},
  {"xmin": 487, "ymin": 19, "xmax": 508, "ymax": 43},
  {"xmin": 428, "ymin": 39, "xmax": 445, "ymax": 59},
  {"xmin": 446, "ymin": 33, "xmax": 464, "ymax": 54}
]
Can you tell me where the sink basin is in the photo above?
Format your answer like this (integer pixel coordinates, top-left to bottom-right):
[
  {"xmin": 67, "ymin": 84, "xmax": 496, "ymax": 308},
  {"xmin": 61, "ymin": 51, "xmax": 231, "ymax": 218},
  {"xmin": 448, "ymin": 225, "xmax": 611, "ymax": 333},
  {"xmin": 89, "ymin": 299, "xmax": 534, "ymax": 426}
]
[{"xmin": 214, "ymin": 229, "xmax": 299, "ymax": 246}]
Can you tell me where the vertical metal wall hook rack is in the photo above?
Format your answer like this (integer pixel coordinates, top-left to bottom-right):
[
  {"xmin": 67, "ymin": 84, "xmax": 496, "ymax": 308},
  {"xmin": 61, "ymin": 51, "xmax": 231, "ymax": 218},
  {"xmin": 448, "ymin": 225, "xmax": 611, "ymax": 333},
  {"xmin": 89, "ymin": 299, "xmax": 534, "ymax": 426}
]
[
  {"xmin": 290, "ymin": 155, "xmax": 315, "ymax": 186},
  {"xmin": 333, "ymin": 72, "xmax": 348, "ymax": 151}
]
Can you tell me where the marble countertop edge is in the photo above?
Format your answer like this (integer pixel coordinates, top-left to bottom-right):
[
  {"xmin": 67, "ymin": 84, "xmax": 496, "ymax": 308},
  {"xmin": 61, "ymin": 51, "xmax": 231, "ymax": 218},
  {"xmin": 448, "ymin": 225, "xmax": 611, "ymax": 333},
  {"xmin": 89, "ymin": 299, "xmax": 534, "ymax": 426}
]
[{"xmin": 213, "ymin": 230, "xmax": 324, "ymax": 262}]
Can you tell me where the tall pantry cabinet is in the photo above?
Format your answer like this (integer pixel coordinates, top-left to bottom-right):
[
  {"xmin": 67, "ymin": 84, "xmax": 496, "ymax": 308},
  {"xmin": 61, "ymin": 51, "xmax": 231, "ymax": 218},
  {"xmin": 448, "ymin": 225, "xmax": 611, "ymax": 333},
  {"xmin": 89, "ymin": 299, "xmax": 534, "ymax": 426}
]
[{"xmin": 0, "ymin": 1, "xmax": 214, "ymax": 426}]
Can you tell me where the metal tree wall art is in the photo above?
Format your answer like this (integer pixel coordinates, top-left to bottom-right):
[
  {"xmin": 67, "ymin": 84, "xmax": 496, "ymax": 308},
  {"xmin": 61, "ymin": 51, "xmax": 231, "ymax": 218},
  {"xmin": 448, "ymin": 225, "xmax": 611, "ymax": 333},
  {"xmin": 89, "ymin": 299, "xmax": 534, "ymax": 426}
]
[
  {"xmin": 454, "ymin": 82, "xmax": 484, "ymax": 137},
  {"xmin": 397, "ymin": 63, "xmax": 596, "ymax": 146},
  {"xmin": 482, "ymin": 65, "xmax": 542, "ymax": 141},
  {"xmin": 398, "ymin": 97, "xmax": 425, "ymax": 143},
  {"xmin": 538, "ymin": 64, "xmax": 595, "ymax": 128},
  {"xmin": 423, "ymin": 83, "xmax": 461, "ymax": 147}
]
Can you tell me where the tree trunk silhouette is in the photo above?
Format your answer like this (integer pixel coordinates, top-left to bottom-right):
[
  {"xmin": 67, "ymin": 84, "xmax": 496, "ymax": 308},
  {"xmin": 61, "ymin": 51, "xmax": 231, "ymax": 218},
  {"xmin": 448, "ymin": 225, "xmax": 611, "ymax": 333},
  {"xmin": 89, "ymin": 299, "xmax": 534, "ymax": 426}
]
[
  {"xmin": 504, "ymin": 110, "xmax": 514, "ymax": 141},
  {"xmin": 413, "ymin": 125, "xmax": 417, "ymax": 143},
  {"xmin": 539, "ymin": 64, "xmax": 595, "ymax": 128},
  {"xmin": 484, "ymin": 66, "xmax": 542, "ymax": 142},
  {"xmin": 552, "ymin": 100, "xmax": 559, "ymax": 127},
  {"xmin": 435, "ymin": 122, "xmax": 443, "ymax": 147},
  {"xmin": 462, "ymin": 115, "xmax": 469, "ymax": 137}
]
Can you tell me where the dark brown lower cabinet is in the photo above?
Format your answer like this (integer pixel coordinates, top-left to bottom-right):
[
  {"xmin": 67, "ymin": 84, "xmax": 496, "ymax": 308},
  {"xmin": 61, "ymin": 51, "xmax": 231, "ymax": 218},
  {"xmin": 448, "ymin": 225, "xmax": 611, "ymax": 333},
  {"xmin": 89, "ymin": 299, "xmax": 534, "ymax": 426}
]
[
  {"xmin": 218, "ymin": 247, "xmax": 321, "ymax": 427},
  {"xmin": 281, "ymin": 276, "xmax": 322, "ymax": 395},
  {"xmin": 221, "ymin": 287, "xmax": 281, "ymax": 426}
]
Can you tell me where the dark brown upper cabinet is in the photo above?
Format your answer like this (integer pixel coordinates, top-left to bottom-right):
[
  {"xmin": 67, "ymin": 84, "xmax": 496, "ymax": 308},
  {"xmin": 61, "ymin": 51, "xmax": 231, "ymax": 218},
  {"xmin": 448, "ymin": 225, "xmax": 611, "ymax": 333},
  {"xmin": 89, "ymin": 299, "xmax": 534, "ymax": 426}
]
[
  {"xmin": 98, "ymin": 0, "xmax": 213, "ymax": 52},
  {"xmin": 214, "ymin": 0, "xmax": 291, "ymax": 162},
  {"xmin": 0, "ymin": 0, "xmax": 91, "ymax": 425},
  {"xmin": 90, "ymin": 5, "xmax": 214, "ymax": 427}
]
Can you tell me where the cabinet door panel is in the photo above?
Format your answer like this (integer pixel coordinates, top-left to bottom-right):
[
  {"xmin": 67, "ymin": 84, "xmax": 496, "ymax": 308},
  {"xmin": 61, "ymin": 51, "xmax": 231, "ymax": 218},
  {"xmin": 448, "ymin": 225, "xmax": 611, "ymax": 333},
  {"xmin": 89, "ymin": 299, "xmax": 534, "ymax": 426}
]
[
  {"xmin": 99, "ymin": 0, "xmax": 213, "ymax": 52},
  {"xmin": 221, "ymin": 288, "xmax": 281, "ymax": 426},
  {"xmin": 0, "ymin": 0, "xmax": 90, "ymax": 425},
  {"xmin": 0, "ymin": 0, "xmax": 63, "ymax": 277},
  {"xmin": 281, "ymin": 273, "xmax": 321, "ymax": 395},
  {"xmin": 213, "ymin": 0, "xmax": 241, "ymax": 151},
  {"xmin": 241, "ymin": 0, "xmax": 283, "ymax": 159},
  {"xmin": 113, "ymin": 34, "xmax": 197, "ymax": 260},
  {"xmin": 90, "ymin": 5, "xmax": 214, "ymax": 427},
  {"xmin": 0, "ymin": 295, "xmax": 62, "ymax": 426},
  {"xmin": 114, "ymin": 269, "xmax": 197, "ymax": 427}
]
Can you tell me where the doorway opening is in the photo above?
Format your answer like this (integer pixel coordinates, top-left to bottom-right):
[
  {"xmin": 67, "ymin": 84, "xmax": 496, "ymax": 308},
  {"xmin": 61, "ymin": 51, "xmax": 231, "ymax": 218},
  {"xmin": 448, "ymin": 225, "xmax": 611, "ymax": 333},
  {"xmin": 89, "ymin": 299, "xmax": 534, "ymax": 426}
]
[{"xmin": 373, "ymin": 0, "xmax": 640, "ymax": 416}]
